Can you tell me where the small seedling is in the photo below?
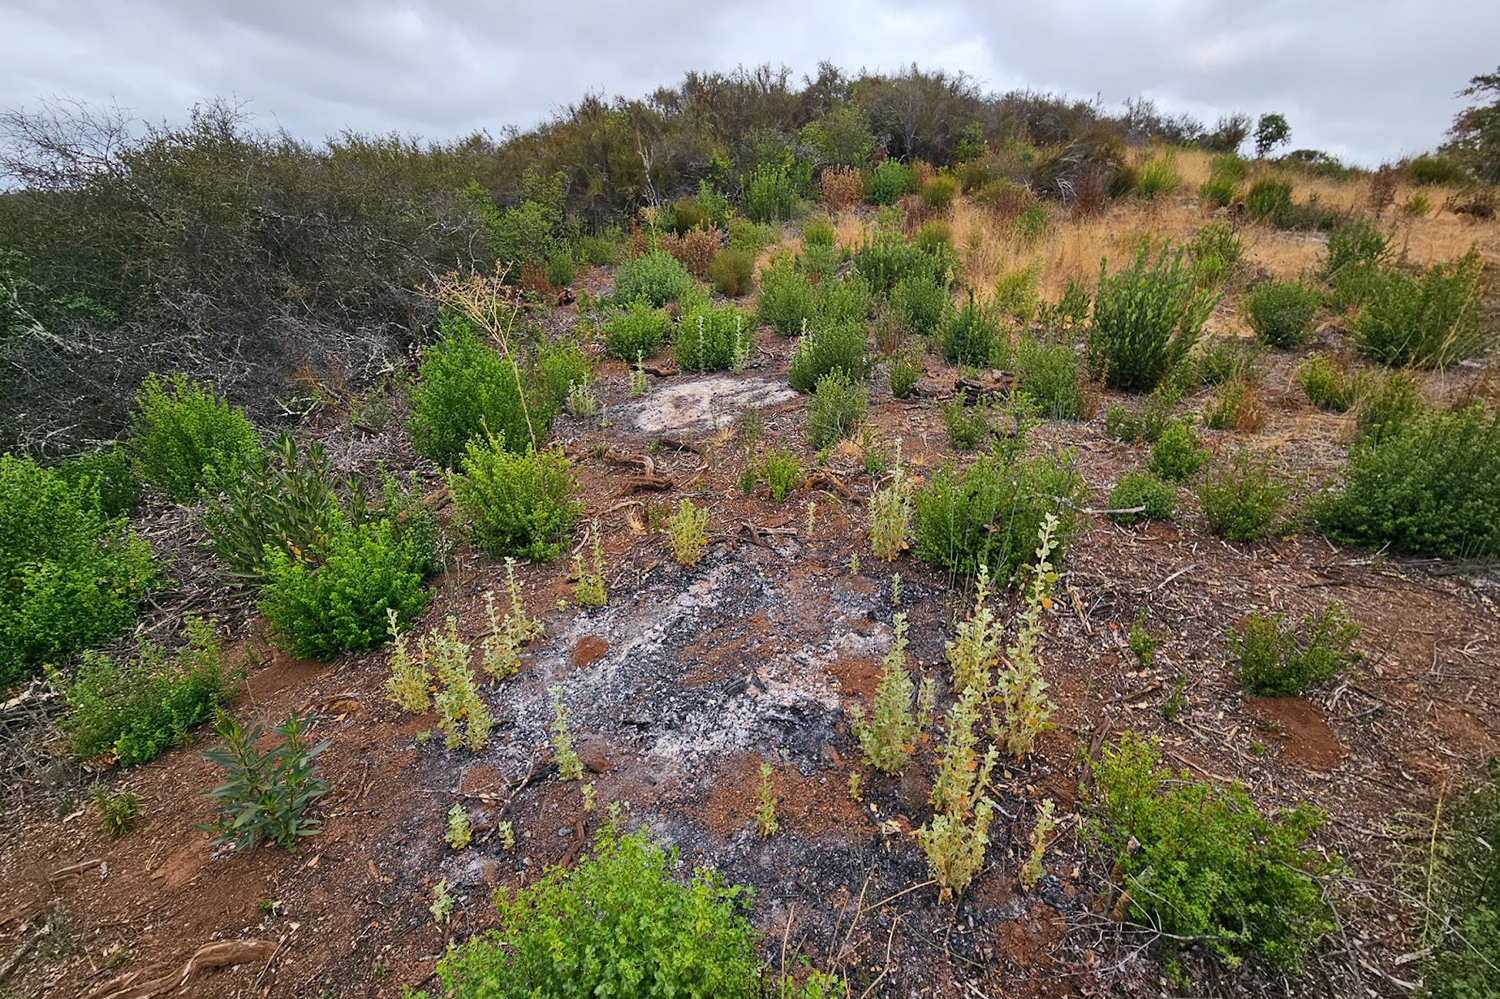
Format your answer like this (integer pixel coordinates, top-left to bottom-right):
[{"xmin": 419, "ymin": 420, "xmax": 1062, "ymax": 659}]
[
  {"xmin": 496, "ymin": 820, "xmax": 515, "ymax": 850},
  {"xmin": 550, "ymin": 687, "xmax": 583, "ymax": 782},
  {"xmin": 1020, "ymin": 799, "xmax": 1057, "ymax": 889},
  {"xmin": 572, "ymin": 518, "xmax": 607, "ymax": 608},
  {"xmin": 629, "ymin": 353, "xmax": 648, "ymax": 398},
  {"xmin": 1161, "ymin": 674, "xmax": 1188, "ymax": 721},
  {"xmin": 94, "ymin": 786, "xmax": 140, "ymax": 838},
  {"xmin": 665, "ymin": 498, "xmax": 709, "ymax": 566},
  {"xmin": 755, "ymin": 763, "xmax": 779, "ymax": 837},
  {"xmin": 848, "ymin": 553, "xmax": 861, "ymax": 576},
  {"xmin": 481, "ymin": 559, "xmax": 545, "ymax": 679},
  {"xmin": 581, "ymin": 783, "xmax": 597, "ymax": 812},
  {"xmin": 1128, "ymin": 609, "xmax": 1158, "ymax": 669},
  {"xmin": 847, "ymin": 770, "xmax": 863, "ymax": 801},
  {"xmin": 567, "ymin": 374, "xmax": 599, "ymax": 419},
  {"xmin": 445, "ymin": 803, "xmax": 472, "ymax": 850},
  {"xmin": 804, "ymin": 499, "xmax": 817, "ymax": 538},
  {"xmin": 430, "ymin": 880, "xmax": 455, "ymax": 924},
  {"xmin": 890, "ymin": 573, "xmax": 903, "ymax": 607}
]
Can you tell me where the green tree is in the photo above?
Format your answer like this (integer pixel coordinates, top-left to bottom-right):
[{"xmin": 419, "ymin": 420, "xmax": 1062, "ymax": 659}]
[
  {"xmin": 1443, "ymin": 66, "xmax": 1500, "ymax": 183},
  {"xmin": 1254, "ymin": 113, "xmax": 1291, "ymax": 157},
  {"xmin": 801, "ymin": 105, "xmax": 875, "ymax": 167}
]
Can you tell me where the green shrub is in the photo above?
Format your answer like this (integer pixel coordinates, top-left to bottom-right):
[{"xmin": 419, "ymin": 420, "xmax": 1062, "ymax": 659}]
[
  {"xmin": 812, "ymin": 272, "xmax": 872, "ymax": 327},
  {"xmin": 60, "ymin": 617, "xmax": 238, "ymax": 766},
  {"xmin": 852, "ymin": 230, "xmax": 951, "ymax": 296},
  {"xmin": 866, "ymin": 160, "xmax": 916, "ymax": 206},
  {"xmin": 1209, "ymin": 153, "xmax": 1251, "ymax": 183},
  {"xmin": 532, "ymin": 339, "xmax": 593, "ymax": 413},
  {"xmin": 1187, "ymin": 220, "xmax": 1244, "ymax": 288},
  {"xmin": 913, "ymin": 220, "xmax": 951, "ymax": 256},
  {"xmin": 1321, "ymin": 217, "xmax": 1389, "ymax": 280},
  {"xmin": 203, "ymin": 712, "xmax": 330, "ymax": 852},
  {"xmin": 889, "ymin": 351, "xmax": 922, "ymax": 399},
  {"xmin": 677, "ymin": 302, "xmax": 751, "ymax": 372},
  {"xmin": 1324, "ymin": 260, "xmax": 1386, "ymax": 312},
  {"xmin": 806, "ymin": 372, "xmax": 868, "ymax": 448},
  {"xmin": 1149, "ymin": 419, "xmax": 1208, "ymax": 481},
  {"xmin": 801, "ymin": 214, "xmax": 836, "ymax": 247},
  {"xmin": 788, "ymin": 321, "xmax": 868, "ymax": 393},
  {"xmin": 408, "ymin": 320, "xmax": 545, "ymax": 468},
  {"xmin": 1230, "ymin": 603, "xmax": 1361, "ymax": 696},
  {"xmin": 758, "ymin": 447, "xmax": 802, "ymax": 503},
  {"xmin": 1108, "ymin": 473, "xmax": 1176, "ymax": 525},
  {"xmin": 1422, "ymin": 761, "xmax": 1500, "ymax": 999},
  {"xmin": 546, "ymin": 250, "xmax": 576, "ymax": 289},
  {"xmin": 428, "ymin": 824, "xmax": 757, "ymax": 999},
  {"xmin": 575, "ymin": 233, "xmax": 620, "ymax": 266},
  {"xmin": 1355, "ymin": 249, "xmax": 1490, "ymax": 367},
  {"xmin": 756, "ymin": 257, "xmax": 817, "ymax": 336},
  {"xmin": 613, "ymin": 251, "xmax": 695, "ymax": 307},
  {"xmin": 1409, "ymin": 153, "xmax": 1470, "ymax": 186},
  {"xmin": 1015, "ymin": 338, "xmax": 1087, "ymax": 419},
  {"xmin": 1296, "ymin": 355, "xmax": 1359, "ymax": 411},
  {"xmin": 741, "ymin": 163, "xmax": 798, "ymax": 223},
  {"xmin": 0, "ymin": 455, "xmax": 157, "ymax": 685},
  {"xmin": 1195, "ymin": 337, "xmax": 1263, "ymax": 387},
  {"xmin": 1198, "ymin": 175, "xmax": 1237, "ymax": 208},
  {"xmin": 993, "ymin": 265, "xmax": 1039, "ymax": 324},
  {"xmin": 1197, "ymin": 449, "xmax": 1291, "ymax": 542},
  {"xmin": 1244, "ymin": 280, "xmax": 1320, "ymax": 347},
  {"xmin": 938, "ymin": 294, "xmax": 1004, "ymax": 368},
  {"xmin": 891, "ymin": 272, "xmax": 949, "ymax": 335},
  {"xmin": 1353, "ymin": 370, "xmax": 1422, "ymax": 442},
  {"xmin": 941, "ymin": 401, "xmax": 991, "ymax": 451},
  {"xmin": 128, "ymin": 373, "xmax": 262, "ymax": 501},
  {"xmin": 1088, "ymin": 733, "xmax": 1338, "ymax": 972},
  {"xmin": 1245, "ymin": 178, "xmax": 1294, "ymax": 224},
  {"xmin": 920, "ymin": 174, "xmax": 960, "ymax": 210},
  {"xmin": 912, "ymin": 438, "xmax": 1081, "ymax": 582},
  {"xmin": 57, "ymin": 444, "xmax": 139, "ymax": 519},
  {"xmin": 603, "ymin": 299, "xmax": 671, "ymax": 360},
  {"xmin": 727, "ymin": 217, "xmax": 775, "ymax": 254},
  {"xmin": 258, "ymin": 510, "xmax": 431, "ymax": 660},
  {"xmin": 1103, "ymin": 404, "xmax": 1139, "ymax": 442},
  {"xmin": 708, "ymin": 248, "xmax": 756, "ymax": 298},
  {"xmin": 1314, "ymin": 404, "xmax": 1500, "ymax": 558},
  {"xmin": 448, "ymin": 437, "xmax": 582, "ymax": 562},
  {"xmin": 1010, "ymin": 204, "xmax": 1051, "ymax": 246},
  {"xmin": 1087, "ymin": 242, "xmax": 1217, "ymax": 392},
  {"xmin": 1135, "ymin": 151, "xmax": 1181, "ymax": 201}
]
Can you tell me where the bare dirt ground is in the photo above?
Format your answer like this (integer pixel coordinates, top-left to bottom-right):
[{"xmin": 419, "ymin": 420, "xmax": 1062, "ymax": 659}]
[{"xmin": 1, "ymin": 201, "xmax": 1498, "ymax": 999}]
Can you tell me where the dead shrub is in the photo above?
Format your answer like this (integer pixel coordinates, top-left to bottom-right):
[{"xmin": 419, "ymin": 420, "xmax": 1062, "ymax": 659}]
[
  {"xmin": 820, "ymin": 167, "xmax": 864, "ymax": 210},
  {"xmin": 661, "ymin": 226, "xmax": 722, "ymax": 278}
]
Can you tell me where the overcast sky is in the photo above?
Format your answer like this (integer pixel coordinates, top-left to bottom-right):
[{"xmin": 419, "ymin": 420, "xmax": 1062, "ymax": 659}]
[{"xmin": 1, "ymin": 0, "xmax": 1495, "ymax": 167}]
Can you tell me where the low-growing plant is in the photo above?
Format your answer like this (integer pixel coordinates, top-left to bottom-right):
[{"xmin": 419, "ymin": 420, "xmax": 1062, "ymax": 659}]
[
  {"xmin": 991, "ymin": 515, "xmax": 1061, "ymax": 757},
  {"xmin": 1245, "ymin": 177, "xmax": 1294, "ymax": 225},
  {"xmin": 1194, "ymin": 337, "xmax": 1263, "ymax": 387},
  {"xmin": 850, "ymin": 613, "xmax": 920, "ymax": 773},
  {"xmin": 384, "ymin": 611, "xmax": 431, "ymax": 713},
  {"xmin": 448, "ymin": 435, "xmax": 581, "ymax": 562},
  {"xmin": 756, "ymin": 258, "xmax": 815, "ymax": 336},
  {"xmin": 1020, "ymin": 798, "xmax": 1057, "ymax": 889},
  {"xmin": 258, "ymin": 510, "xmax": 431, "ymax": 660},
  {"xmin": 603, "ymin": 298, "xmax": 671, "ymax": 360},
  {"xmin": 93, "ymin": 786, "xmax": 141, "ymax": 838},
  {"xmin": 942, "ymin": 400, "xmax": 992, "ymax": 451},
  {"xmin": 665, "ymin": 497, "xmax": 710, "ymax": 566},
  {"xmin": 708, "ymin": 247, "xmax": 756, "ymax": 297},
  {"xmin": 1149, "ymin": 419, "xmax": 1208, "ymax": 481},
  {"xmin": 1418, "ymin": 760, "xmax": 1500, "ymax": 999},
  {"xmin": 853, "ymin": 229, "xmax": 951, "ymax": 296},
  {"xmin": 1088, "ymin": 242, "xmax": 1218, "ymax": 392},
  {"xmin": 1087, "ymin": 733, "xmax": 1338, "ymax": 972},
  {"xmin": 919, "ymin": 173, "xmax": 960, "ymax": 210},
  {"xmin": 430, "ymin": 880, "xmax": 456, "ymax": 925},
  {"xmin": 755, "ymin": 763, "xmax": 779, "ymax": 837},
  {"xmin": 993, "ymin": 265, "xmax": 1039, "ymax": 325},
  {"xmin": 571, "ymin": 519, "xmax": 607, "ymax": 608},
  {"xmin": 57, "ymin": 444, "xmax": 139, "ymax": 519},
  {"xmin": 1204, "ymin": 378, "xmax": 1266, "ymax": 432},
  {"xmin": 741, "ymin": 163, "xmax": 798, "ymax": 223},
  {"xmin": 1355, "ymin": 248, "xmax": 1490, "ymax": 367},
  {"xmin": 820, "ymin": 165, "xmax": 864, "ymax": 209},
  {"xmin": 421, "ymin": 618, "xmax": 493, "ymax": 752},
  {"xmin": 426, "ymin": 822, "xmax": 757, "ymax": 998},
  {"xmin": 1230, "ymin": 602, "xmax": 1361, "ymax": 696},
  {"xmin": 1135, "ymin": 149, "xmax": 1181, "ymax": 201},
  {"xmin": 1197, "ymin": 449, "xmax": 1291, "ymax": 542},
  {"xmin": 661, "ymin": 226, "xmax": 720, "ymax": 278},
  {"xmin": 1108, "ymin": 472, "xmax": 1176, "ymax": 524},
  {"xmin": 549, "ymin": 687, "xmax": 582, "ymax": 781},
  {"xmin": 0, "ymin": 455, "xmax": 158, "ymax": 684},
  {"xmin": 409, "ymin": 319, "xmax": 545, "ymax": 466},
  {"xmin": 891, "ymin": 271, "xmax": 949, "ymax": 335},
  {"xmin": 1244, "ymin": 280, "xmax": 1320, "ymax": 347},
  {"xmin": 920, "ymin": 687, "xmax": 996, "ymax": 899},
  {"xmin": 480, "ymin": 559, "xmax": 545, "ymax": 679},
  {"xmin": 1296, "ymin": 354, "xmax": 1360, "ymax": 411},
  {"xmin": 128, "ymin": 373, "xmax": 262, "ymax": 500},
  {"xmin": 758, "ymin": 446, "xmax": 802, "ymax": 503},
  {"xmin": 806, "ymin": 372, "xmax": 868, "ymax": 448},
  {"xmin": 446, "ymin": 803, "xmax": 473, "ymax": 850},
  {"xmin": 1353, "ymin": 369, "xmax": 1423, "ymax": 443},
  {"xmin": 1315, "ymin": 404, "xmax": 1500, "ymax": 558},
  {"xmin": 1321, "ymin": 217, "xmax": 1389, "ymax": 280},
  {"xmin": 677, "ymin": 302, "xmax": 751, "ymax": 372},
  {"xmin": 613, "ymin": 251, "xmax": 695, "ymax": 306},
  {"xmin": 868, "ymin": 464, "xmax": 913, "ymax": 561},
  {"xmin": 866, "ymin": 160, "xmax": 916, "ymax": 206},
  {"xmin": 203, "ymin": 712, "xmax": 331, "ymax": 853},
  {"xmin": 1010, "ymin": 204, "xmax": 1051, "ymax": 246},
  {"xmin": 938, "ymin": 294, "xmax": 1004, "ymax": 367},
  {"xmin": 1015, "ymin": 338, "xmax": 1089, "ymax": 419},
  {"xmin": 1128, "ymin": 609, "xmax": 1158, "ymax": 667},
  {"xmin": 889, "ymin": 350, "xmax": 923, "ymax": 398},
  {"xmin": 788, "ymin": 320, "xmax": 869, "ymax": 393},
  {"xmin": 60, "ymin": 617, "xmax": 238, "ymax": 766},
  {"xmin": 1187, "ymin": 219, "xmax": 1244, "ymax": 289}
]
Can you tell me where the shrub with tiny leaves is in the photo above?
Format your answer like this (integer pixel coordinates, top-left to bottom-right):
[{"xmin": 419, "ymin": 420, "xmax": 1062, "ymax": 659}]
[
  {"xmin": 447, "ymin": 436, "xmax": 581, "ymax": 562},
  {"xmin": 942, "ymin": 400, "xmax": 991, "ymax": 452},
  {"xmin": 665, "ymin": 498, "xmax": 710, "ymax": 566},
  {"xmin": 603, "ymin": 299, "xmax": 671, "ymax": 360},
  {"xmin": 1296, "ymin": 354, "xmax": 1360, "ymax": 411},
  {"xmin": 1108, "ymin": 472, "xmax": 1176, "ymax": 524},
  {"xmin": 612, "ymin": 251, "xmax": 695, "ymax": 306},
  {"xmin": 1196, "ymin": 449, "xmax": 1291, "ymax": 542},
  {"xmin": 129, "ymin": 373, "xmax": 262, "ymax": 500},
  {"xmin": 938, "ymin": 295, "xmax": 1004, "ymax": 368},
  {"xmin": 1149, "ymin": 419, "xmax": 1207, "ymax": 482},
  {"xmin": 1244, "ymin": 280, "xmax": 1320, "ymax": 347},
  {"xmin": 1230, "ymin": 603, "xmax": 1361, "ymax": 696},
  {"xmin": 1355, "ymin": 249, "xmax": 1490, "ymax": 368},
  {"xmin": 1087, "ymin": 242, "xmax": 1217, "ymax": 392},
  {"xmin": 788, "ymin": 320, "xmax": 869, "ymax": 393},
  {"xmin": 676, "ymin": 302, "xmax": 751, "ymax": 373},
  {"xmin": 806, "ymin": 372, "xmax": 868, "ymax": 448},
  {"xmin": 889, "ymin": 351, "xmax": 923, "ymax": 398}
]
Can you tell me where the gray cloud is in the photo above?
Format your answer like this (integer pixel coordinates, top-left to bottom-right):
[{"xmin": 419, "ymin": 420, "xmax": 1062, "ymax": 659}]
[{"xmin": 1, "ymin": 0, "xmax": 1494, "ymax": 165}]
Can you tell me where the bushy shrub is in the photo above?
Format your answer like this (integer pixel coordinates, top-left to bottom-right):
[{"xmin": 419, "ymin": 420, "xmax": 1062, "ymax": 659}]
[
  {"xmin": 1087, "ymin": 242, "xmax": 1217, "ymax": 392},
  {"xmin": 866, "ymin": 160, "xmax": 916, "ymax": 206},
  {"xmin": 912, "ymin": 438, "xmax": 1080, "ymax": 582},
  {"xmin": 532, "ymin": 339, "xmax": 592, "ymax": 414},
  {"xmin": 889, "ymin": 351, "xmax": 923, "ymax": 398},
  {"xmin": 1230, "ymin": 603, "xmax": 1361, "ymax": 696},
  {"xmin": 1409, "ymin": 153, "xmax": 1470, "ymax": 186},
  {"xmin": 920, "ymin": 174, "xmax": 960, "ymax": 210},
  {"xmin": 912, "ymin": 219, "xmax": 951, "ymax": 255},
  {"xmin": 448, "ymin": 436, "xmax": 581, "ymax": 562},
  {"xmin": 1135, "ymin": 151, "xmax": 1181, "ymax": 200},
  {"xmin": 575, "ymin": 233, "xmax": 620, "ymax": 266},
  {"xmin": 1422, "ymin": 761, "xmax": 1500, "ymax": 999},
  {"xmin": 852, "ymin": 230, "xmax": 951, "ymax": 296},
  {"xmin": 1321, "ymin": 217, "xmax": 1389, "ymax": 280},
  {"xmin": 603, "ymin": 298, "xmax": 672, "ymax": 360},
  {"xmin": 1149, "ymin": 419, "xmax": 1208, "ymax": 481},
  {"xmin": 1187, "ymin": 220, "xmax": 1244, "ymax": 288},
  {"xmin": 741, "ymin": 163, "xmax": 798, "ymax": 223},
  {"xmin": 0, "ymin": 455, "xmax": 157, "ymax": 684},
  {"xmin": 1314, "ymin": 404, "xmax": 1500, "ymax": 558},
  {"xmin": 806, "ymin": 372, "xmax": 868, "ymax": 448},
  {"xmin": 1297, "ymin": 355, "xmax": 1360, "ymax": 411},
  {"xmin": 1353, "ymin": 370, "xmax": 1422, "ymax": 443},
  {"xmin": 427, "ymin": 824, "xmax": 757, "ymax": 999},
  {"xmin": 613, "ymin": 251, "xmax": 695, "ymax": 307},
  {"xmin": 677, "ymin": 302, "xmax": 751, "ymax": 372},
  {"xmin": 128, "ymin": 373, "xmax": 262, "ymax": 501},
  {"xmin": 756, "ymin": 257, "xmax": 816, "ymax": 337},
  {"xmin": 57, "ymin": 444, "xmax": 140, "ymax": 519},
  {"xmin": 812, "ymin": 272, "xmax": 872, "ymax": 327},
  {"xmin": 942, "ymin": 401, "xmax": 991, "ymax": 452},
  {"xmin": 1245, "ymin": 178, "xmax": 1294, "ymax": 224},
  {"xmin": 993, "ymin": 265, "xmax": 1039, "ymax": 324},
  {"xmin": 1244, "ymin": 280, "xmax": 1320, "ymax": 347},
  {"xmin": 938, "ymin": 295, "xmax": 1004, "ymax": 368},
  {"xmin": 1009, "ymin": 205, "xmax": 1052, "ymax": 246},
  {"xmin": 801, "ymin": 214, "xmax": 836, "ymax": 247},
  {"xmin": 1197, "ymin": 449, "xmax": 1291, "ymax": 542},
  {"xmin": 1088, "ymin": 733, "xmax": 1337, "ymax": 972},
  {"xmin": 1108, "ymin": 472, "xmax": 1176, "ymax": 525},
  {"xmin": 60, "ymin": 617, "xmax": 238, "ymax": 766},
  {"xmin": 259, "ymin": 509, "xmax": 431, "ymax": 660},
  {"xmin": 1204, "ymin": 378, "xmax": 1267, "ymax": 432},
  {"xmin": 1355, "ymin": 249, "xmax": 1490, "ymax": 367},
  {"xmin": 707, "ymin": 247, "xmax": 756, "ymax": 298},
  {"xmin": 546, "ymin": 250, "xmax": 576, "ymax": 289},
  {"xmin": 1194, "ymin": 337, "xmax": 1263, "ymax": 387},
  {"xmin": 1198, "ymin": 175, "xmax": 1237, "ymax": 208},
  {"xmin": 726, "ymin": 217, "xmax": 776, "ymax": 254},
  {"xmin": 1015, "ymin": 338, "xmax": 1088, "ymax": 419},
  {"xmin": 788, "ymin": 321, "xmax": 868, "ymax": 393},
  {"xmin": 891, "ymin": 272, "xmax": 949, "ymax": 336},
  {"xmin": 408, "ymin": 320, "xmax": 544, "ymax": 468},
  {"xmin": 203, "ymin": 712, "xmax": 330, "ymax": 853}
]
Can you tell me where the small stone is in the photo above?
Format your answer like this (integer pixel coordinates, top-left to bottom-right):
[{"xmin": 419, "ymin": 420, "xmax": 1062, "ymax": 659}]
[{"xmin": 557, "ymin": 826, "xmax": 573, "ymax": 837}]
